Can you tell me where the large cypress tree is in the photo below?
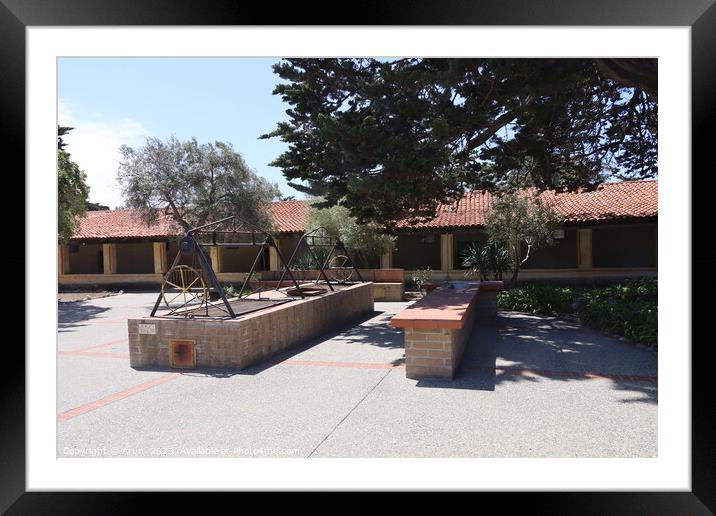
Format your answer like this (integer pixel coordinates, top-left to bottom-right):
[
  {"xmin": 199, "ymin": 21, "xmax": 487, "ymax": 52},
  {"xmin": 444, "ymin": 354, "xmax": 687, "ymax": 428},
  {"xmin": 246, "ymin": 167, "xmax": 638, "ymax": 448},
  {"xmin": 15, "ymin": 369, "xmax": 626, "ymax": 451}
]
[{"xmin": 262, "ymin": 58, "xmax": 657, "ymax": 228}]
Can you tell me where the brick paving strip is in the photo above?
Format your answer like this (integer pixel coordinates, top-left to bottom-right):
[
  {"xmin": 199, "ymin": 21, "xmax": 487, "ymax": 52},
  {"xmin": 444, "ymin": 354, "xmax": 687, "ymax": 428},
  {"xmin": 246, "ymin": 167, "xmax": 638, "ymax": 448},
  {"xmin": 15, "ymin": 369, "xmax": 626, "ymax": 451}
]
[
  {"xmin": 280, "ymin": 359, "xmax": 404, "ymax": 370},
  {"xmin": 56, "ymin": 346, "xmax": 656, "ymax": 422},
  {"xmin": 59, "ymin": 340, "xmax": 658, "ymax": 382},
  {"xmin": 467, "ymin": 365, "xmax": 658, "ymax": 384},
  {"xmin": 59, "ymin": 338, "xmax": 129, "ymax": 358},
  {"xmin": 278, "ymin": 360, "xmax": 657, "ymax": 383},
  {"xmin": 58, "ymin": 373, "xmax": 180, "ymax": 422},
  {"xmin": 61, "ymin": 351, "xmax": 130, "ymax": 359}
]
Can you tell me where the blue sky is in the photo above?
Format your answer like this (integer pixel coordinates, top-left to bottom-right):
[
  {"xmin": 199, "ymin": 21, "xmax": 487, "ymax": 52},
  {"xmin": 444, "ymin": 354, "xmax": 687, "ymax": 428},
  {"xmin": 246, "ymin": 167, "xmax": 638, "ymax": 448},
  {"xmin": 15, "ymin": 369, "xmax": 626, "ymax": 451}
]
[{"xmin": 59, "ymin": 57, "xmax": 295, "ymax": 208}]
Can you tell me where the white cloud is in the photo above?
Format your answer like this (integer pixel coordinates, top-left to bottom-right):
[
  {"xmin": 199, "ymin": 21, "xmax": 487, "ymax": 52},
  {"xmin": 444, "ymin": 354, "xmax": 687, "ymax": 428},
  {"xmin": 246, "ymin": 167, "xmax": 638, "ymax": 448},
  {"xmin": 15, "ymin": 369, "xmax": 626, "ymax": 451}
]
[{"xmin": 59, "ymin": 101, "xmax": 150, "ymax": 209}]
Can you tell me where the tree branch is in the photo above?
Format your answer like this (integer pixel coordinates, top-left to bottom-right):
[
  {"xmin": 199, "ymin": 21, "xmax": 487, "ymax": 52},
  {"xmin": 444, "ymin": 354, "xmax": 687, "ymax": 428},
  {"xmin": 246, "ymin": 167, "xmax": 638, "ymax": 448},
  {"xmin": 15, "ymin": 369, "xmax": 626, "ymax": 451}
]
[
  {"xmin": 520, "ymin": 243, "xmax": 532, "ymax": 266},
  {"xmin": 594, "ymin": 59, "xmax": 657, "ymax": 100},
  {"xmin": 464, "ymin": 110, "xmax": 518, "ymax": 153}
]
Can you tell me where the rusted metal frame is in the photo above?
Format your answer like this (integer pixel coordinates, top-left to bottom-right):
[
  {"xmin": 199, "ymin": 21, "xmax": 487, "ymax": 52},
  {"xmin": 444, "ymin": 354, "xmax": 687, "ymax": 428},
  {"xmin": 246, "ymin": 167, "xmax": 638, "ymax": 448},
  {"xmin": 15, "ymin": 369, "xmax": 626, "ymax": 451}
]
[
  {"xmin": 318, "ymin": 242, "xmax": 339, "ymax": 284},
  {"xmin": 304, "ymin": 240, "xmax": 335, "ymax": 291},
  {"xmin": 272, "ymin": 235, "xmax": 306, "ymax": 296},
  {"xmin": 237, "ymin": 240, "xmax": 268, "ymax": 300},
  {"xmin": 193, "ymin": 235, "xmax": 236, "ymax": 318},
  {"xmin": 276, "ymin": 227, "xmax": 334, "ymax": 292},
  {"xmin": 336, "ymin": 238, "xmax": 364, "ymax": 283},
  {"xmin": 150, "ymin": 243, "xmax": 184, "ymax": 317}
]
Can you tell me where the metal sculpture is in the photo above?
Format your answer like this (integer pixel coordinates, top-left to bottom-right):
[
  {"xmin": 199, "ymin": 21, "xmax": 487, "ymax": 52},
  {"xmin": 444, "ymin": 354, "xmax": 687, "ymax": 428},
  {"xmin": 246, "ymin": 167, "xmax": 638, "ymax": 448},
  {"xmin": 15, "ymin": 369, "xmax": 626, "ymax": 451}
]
[
  {"xmin": 160, "ymin": 264, "xmax": 208, "ymax": 316},
  {"xmin": 326, "ymin": 254, "xmax": 354, "ymax": 282},
  {"xmin": 150, "ymin": 215, "xmax": 303, "ymax": 318},
  {"xmin": 276, "ymin": 227, "xmax": 364, "ymax": 292}
]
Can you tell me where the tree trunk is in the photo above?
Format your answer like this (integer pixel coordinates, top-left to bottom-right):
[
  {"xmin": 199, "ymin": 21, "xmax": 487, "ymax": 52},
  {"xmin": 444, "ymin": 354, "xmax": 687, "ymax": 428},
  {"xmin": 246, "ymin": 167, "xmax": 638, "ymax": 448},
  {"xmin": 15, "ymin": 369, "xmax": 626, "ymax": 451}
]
[{"xmin": 510, "ymin": 243, "xmax": 520, "ymax": 284}]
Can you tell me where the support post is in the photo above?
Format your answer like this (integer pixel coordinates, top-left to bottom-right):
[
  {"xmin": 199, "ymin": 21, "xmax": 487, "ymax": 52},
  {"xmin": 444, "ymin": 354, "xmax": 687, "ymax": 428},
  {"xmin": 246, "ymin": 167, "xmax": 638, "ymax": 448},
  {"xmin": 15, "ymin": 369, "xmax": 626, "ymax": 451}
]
[
  {"xmin": 269, "ymin": 238, "xmax": 280, "ymax": 270},
  {"xmin": 577, "ymin": 228, "xmax": 592, "ymax": 271},
  {"xmin": 380, "ymin": 248, "xmax": 393, "ymax": 269},
  {"xmin": 58, "ymin": 244, "xmax": 70, "ymax": 275},
  {"xmin": 102, "ymin": 243, "xmax": 117, "ymax": 274},
  {"xmin": 440, "ymin": 233, "xmax": 454, "ymax": 272},
  {"xmin": 210, "ymin": 246, "xmax": 223, "ymax": 273},
  {"xmin": 153, "ymin": 242, "xmax": 168, "ymax": 274}
]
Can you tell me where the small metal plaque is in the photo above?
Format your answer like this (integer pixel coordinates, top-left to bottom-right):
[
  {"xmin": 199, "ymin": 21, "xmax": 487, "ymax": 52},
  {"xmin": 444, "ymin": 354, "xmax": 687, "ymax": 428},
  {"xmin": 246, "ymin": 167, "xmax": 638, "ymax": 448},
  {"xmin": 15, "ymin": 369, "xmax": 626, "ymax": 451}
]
[{"xmin": 138, "ymin": 323, "xmax": 156, "ymax": 335}]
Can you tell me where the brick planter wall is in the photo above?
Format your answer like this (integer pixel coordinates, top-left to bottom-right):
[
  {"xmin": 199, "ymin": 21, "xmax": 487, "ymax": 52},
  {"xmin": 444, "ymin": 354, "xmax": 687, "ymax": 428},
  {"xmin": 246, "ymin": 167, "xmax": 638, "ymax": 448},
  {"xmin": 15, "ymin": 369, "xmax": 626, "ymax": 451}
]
[
  {"xmin": 372, "ymin": 282, "xmax": 404, "ymax": 301},
  {"xmin": 128, "ymin": 282, "xmax": 374, "ymax": 370},
  {"xmin": 391, "ymin": 281, "xmax": 503, "ymax": 380},
  {"xmin": 473, "ymin": 282, "xmax": 501, "ymax": 325},
  {"xmin": 403, "ymin": 294, "xmax": 478, "ymax": 379}
]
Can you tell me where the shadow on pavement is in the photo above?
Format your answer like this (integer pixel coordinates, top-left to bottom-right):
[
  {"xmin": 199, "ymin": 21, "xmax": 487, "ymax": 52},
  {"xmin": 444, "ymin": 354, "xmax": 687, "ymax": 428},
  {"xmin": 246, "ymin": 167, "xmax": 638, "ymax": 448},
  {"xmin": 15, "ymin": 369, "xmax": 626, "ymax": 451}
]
[
  {"xmin": 58, "ymin": 302, "xmax": 111, "ymax": 333},
  {"xmin": 415, "ymin": 312, "xmax": 657, "ymax": 404}
]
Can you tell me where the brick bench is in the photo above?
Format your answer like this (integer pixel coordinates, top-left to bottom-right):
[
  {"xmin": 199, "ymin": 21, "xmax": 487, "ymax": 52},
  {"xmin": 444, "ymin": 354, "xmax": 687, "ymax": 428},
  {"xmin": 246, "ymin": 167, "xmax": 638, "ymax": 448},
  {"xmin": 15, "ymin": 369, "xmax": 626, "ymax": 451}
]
[{"xmin": 390, "ymin": 281, "xmax": 503, "ymax": 379}]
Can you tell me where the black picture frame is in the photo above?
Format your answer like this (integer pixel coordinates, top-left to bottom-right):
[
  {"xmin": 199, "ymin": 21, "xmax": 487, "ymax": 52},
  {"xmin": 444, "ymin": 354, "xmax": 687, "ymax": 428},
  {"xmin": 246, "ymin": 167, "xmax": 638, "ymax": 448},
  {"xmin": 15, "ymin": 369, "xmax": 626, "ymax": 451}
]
[{"xmin": 6, "ymin": 0, "xmax": 712, "ymax": 512}]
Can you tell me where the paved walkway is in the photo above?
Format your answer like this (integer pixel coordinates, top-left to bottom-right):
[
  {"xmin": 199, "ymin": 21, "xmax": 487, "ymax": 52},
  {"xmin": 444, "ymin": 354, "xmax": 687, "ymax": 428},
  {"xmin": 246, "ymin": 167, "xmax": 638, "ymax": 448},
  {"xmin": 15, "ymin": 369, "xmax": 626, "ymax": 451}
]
[{"xmin": 58, "ymin": 293, "xmax": 657, "ymax": 458}]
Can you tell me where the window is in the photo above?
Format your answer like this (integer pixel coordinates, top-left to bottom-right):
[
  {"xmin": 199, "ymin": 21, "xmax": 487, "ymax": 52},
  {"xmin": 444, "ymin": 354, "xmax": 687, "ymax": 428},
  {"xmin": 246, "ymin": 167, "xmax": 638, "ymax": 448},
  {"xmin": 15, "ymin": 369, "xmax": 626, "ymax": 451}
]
[{"xmin": 69, "ymin": 244, "xmax": 80, "ymax": 253}]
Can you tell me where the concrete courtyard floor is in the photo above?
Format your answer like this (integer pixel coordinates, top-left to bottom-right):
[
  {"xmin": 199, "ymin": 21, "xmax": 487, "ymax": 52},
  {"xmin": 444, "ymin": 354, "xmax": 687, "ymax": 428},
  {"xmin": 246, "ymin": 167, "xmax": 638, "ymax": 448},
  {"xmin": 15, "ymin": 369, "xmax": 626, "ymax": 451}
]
[{"xmin": 58, "ymin": 293, "xmax": 657, "ymax": 458}]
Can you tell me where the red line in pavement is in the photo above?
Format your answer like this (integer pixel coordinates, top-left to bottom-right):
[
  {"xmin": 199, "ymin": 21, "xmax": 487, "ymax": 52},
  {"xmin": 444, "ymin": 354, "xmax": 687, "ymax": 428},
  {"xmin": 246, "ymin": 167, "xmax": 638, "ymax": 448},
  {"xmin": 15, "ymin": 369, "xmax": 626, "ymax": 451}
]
[
  {"xmin": 85, "ymin": 318, "xmax": 127, "ymax": 325},
  {"xmin": 58, "ymin": 373, "xmax": 180, "ymax": 422},
  {"xmin": 60, "ymin": 338, "xmax": 128, "ymax": 354},
  {"xmin": 478, "ymin": 366, "xmax": 657, "ymax": 384},
  {"xmin": 275, "ymin": 360, "xmax": 655, "ymax": 383},
  {"xmin": 59, "ymin": 350, "xmax": 129, "ymax": 359},
  {"xmin": 281, "ymin": 359, "xmax": 405, "ymax": 369},
  {"xmin": 274, "ymin": 360, "xmax": 655, "ymax": 383}
]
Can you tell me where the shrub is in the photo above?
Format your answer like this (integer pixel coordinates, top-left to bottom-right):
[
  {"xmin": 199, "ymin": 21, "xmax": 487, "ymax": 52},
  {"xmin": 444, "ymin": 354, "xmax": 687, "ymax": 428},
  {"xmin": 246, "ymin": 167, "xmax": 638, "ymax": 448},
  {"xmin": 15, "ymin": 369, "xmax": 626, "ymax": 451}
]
[
  {"xmin": 498, "ymin": 284, "xmax": 575, "ymax": 315},
  {"xmin": 223, "ymin": 283, "xmax": 252, "ymax": 298},
  {"xmin": 578, "ymin": 279, "xmax": 657, "ymax": 344},
  {"xmin": 409, "ymin": 267, "xmax": 432, "ymax": 293},
  {"xmin": 498, "ymin": 279, "xmax": 657, "ymax": 345},
  {"xmin": 460, "ymin": 241, "xmax": 512, "ymax": 281}
]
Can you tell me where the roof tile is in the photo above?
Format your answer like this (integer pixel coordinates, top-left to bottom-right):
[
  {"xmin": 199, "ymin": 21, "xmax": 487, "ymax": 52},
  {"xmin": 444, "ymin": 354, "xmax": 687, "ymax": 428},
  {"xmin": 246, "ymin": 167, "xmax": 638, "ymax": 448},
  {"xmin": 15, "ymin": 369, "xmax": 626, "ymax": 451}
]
[
  {"xmin": 70, "ymin": 180, "xmax": 657, "ymax": 241},
  {"xmin": 394, "ymin": 180, "xmax": 658, "ymax": 229},
  {"xmin": 71, "ymin": 210, "xmax": 183, "ymax": 241}
]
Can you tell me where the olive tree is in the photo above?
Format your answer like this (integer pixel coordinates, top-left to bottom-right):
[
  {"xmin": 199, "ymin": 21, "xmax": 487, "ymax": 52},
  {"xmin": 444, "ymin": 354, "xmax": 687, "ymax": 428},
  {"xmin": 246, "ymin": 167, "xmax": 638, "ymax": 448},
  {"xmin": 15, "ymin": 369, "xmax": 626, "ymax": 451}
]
[
  {"xmin": 306, "ymin": 200, "xmax": 395, "ymax": 268},
  {"xmin": 484, "ymin": 192, "xmax": 562, "ymax": 283},
  {"xmin": 117, "ymin": 136, "xmax": 280, "ymax": 230}
]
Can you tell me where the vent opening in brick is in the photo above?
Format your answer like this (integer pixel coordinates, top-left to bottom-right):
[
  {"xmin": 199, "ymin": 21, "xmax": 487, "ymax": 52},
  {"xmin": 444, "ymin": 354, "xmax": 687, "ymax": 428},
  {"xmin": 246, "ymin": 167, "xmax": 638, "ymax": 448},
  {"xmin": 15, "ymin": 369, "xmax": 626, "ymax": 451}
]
[{"xmin": 169, "ymin": 339, "xmax": 196, "ymax": 368}]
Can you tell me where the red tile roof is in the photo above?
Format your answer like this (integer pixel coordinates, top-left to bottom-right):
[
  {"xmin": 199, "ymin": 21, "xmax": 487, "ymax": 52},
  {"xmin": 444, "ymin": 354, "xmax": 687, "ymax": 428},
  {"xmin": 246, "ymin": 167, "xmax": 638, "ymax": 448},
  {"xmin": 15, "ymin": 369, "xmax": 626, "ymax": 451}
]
[
  {"xmin": 71, "ymin": 209, "xmax": 183, "ymax": 241},
  {"xmin": 393, "ymin": 180, "xmax": 658, "ymax": 230},
  {"xmin": 70, "ymin": 202, "xmax": 311, "ymax": 241},
  {"xmin": 269, "ymin": 200, "xmax": 310, "ymax": 233},
  {"xmin": 70, "ymin": 180, "xmax": 657, "ymax": 241}
]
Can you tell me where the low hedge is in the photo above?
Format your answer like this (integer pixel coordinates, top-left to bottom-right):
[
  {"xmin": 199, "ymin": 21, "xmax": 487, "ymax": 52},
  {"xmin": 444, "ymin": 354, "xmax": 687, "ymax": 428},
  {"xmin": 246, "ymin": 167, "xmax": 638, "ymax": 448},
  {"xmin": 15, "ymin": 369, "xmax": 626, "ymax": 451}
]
[{"xmin": 498, "ymin": 279, "xmax": 657, "ymax": 346}]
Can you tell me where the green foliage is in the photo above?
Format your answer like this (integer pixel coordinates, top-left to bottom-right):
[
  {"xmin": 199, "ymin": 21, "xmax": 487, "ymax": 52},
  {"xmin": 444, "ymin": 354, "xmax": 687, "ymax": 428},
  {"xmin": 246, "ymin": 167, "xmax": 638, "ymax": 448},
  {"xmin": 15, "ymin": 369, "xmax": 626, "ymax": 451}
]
[
  {"xmin": 57, "ymin": 125, "xmax": 73, "ymax": 150},
  {"xmin": 58, "ymin": 126, "xmax": 90, "ymax": 243},
  {"xmin": 460, "ymin": 241, "xmax": 512, "ymax": 280},
  {"xmin": 224, "ymin": 283, "xmax": 253, "ymax": 298},
  {"xmin": 262, "ymin": 58, "xmax": 657, "ymax": 226},
  {"xmin": 289, "ymin": 246, "xmax": 330, "ymax": 271},
  {"xmin": 223, "ymin": 284, "xmax": 241, "ymax": 298},
  {"xmin": 410, "ymin": 267, "xmax": 432, "ymax": 293},
  {"xmin": 498, "ymin": 284, "xmax": 575, "ymax": 315},
  {"xmin": 578, "ymin": 281, "xmax": 658, "ymax": 344},
  {"xmin": 498, "ymin": 279, "xmax": 658, "ymax": 345},
  {"xmin": 485, "ymin": 192, "xmax": 562, "ymax": 282},
  {"xmin": 117, "ymin": 136, "xmax": 280, "ymax": 230},
  {"xmin": 306, "ymin": 201, "xmax": 395, "ymax": 267}
]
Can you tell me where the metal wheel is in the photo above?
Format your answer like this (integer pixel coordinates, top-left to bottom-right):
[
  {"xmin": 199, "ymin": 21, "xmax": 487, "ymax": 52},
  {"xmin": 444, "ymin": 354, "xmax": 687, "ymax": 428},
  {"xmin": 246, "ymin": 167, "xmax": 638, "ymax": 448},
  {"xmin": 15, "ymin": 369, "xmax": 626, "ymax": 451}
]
[
  {"xmin": 161, "ymin": 265, "xmax": 208, "ymax": 316},
  {"xmin": 327, "ymin": 254, "xmax": 354, "ymax": 283}
]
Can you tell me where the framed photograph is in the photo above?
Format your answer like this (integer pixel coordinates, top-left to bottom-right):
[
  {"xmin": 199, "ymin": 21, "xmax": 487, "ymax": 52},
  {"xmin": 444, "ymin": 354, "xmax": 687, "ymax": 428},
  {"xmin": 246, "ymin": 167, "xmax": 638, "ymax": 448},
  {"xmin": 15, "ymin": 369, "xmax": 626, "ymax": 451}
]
[{"xmin": 9, "ymin": 0, "xmax": 710, "ymax": 512}]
